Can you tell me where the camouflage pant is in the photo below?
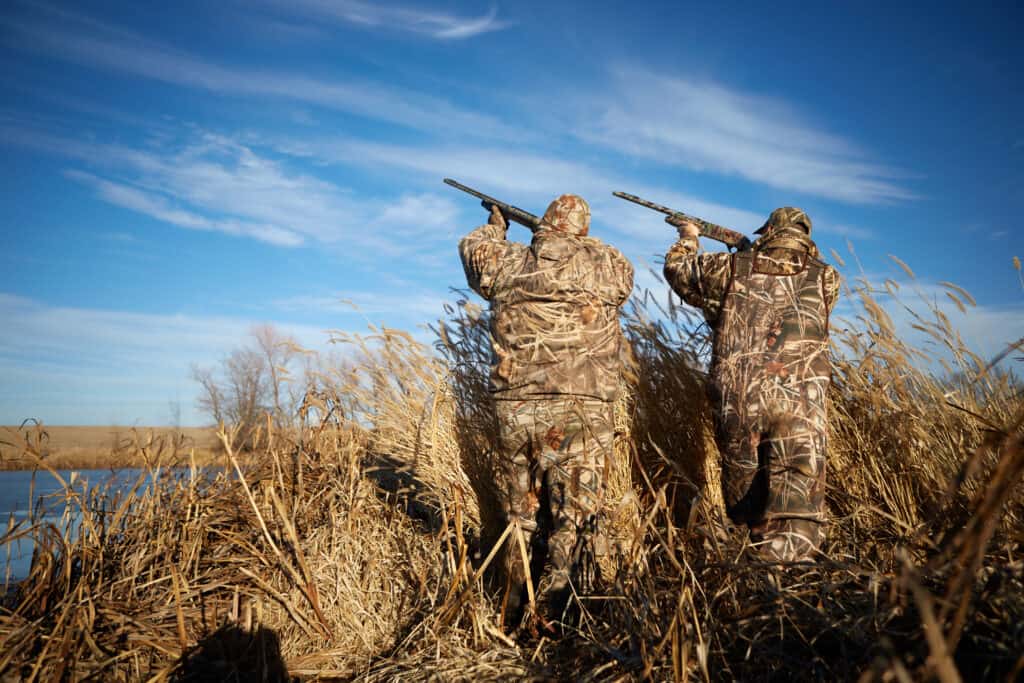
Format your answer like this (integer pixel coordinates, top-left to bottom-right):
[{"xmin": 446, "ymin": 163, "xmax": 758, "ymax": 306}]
[
  {"xmin": 493, "ymin": 397, "xmax": 614, "ymax": 613},
  {"xmin": 713, "ymin": 393, "xmax": 827, "ymax": 562}
]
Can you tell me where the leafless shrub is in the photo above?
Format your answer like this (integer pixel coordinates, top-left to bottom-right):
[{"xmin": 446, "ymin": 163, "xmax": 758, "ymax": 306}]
[{"xmin": 191, "ymin": 325, "xmax": 302, "ymax": 451}]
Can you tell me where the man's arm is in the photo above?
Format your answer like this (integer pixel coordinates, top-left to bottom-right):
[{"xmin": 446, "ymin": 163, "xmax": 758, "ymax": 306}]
[
  {"xmin": 662, "ymin": 223, "xmax": 732, "ymax": 320},
  {"xmin": 606, "ymin": 247, "xmax": 635, "ymax": 306},
  {"xmin": 822, "ymin": 265, "xmax": 841, "ymax": 315},
  {"xmin": 458, "ymin": 206, "xmax": 512, "ymax": 300}
]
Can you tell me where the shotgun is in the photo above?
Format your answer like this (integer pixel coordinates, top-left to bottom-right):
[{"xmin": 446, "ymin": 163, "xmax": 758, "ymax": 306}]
[
  {"xmin": 613, "ymin": 191, "xmax": 753, "ymax": 251},
  {"xmin": 444, "ymin": 178, "xmax": 541, "ymax": 232}
]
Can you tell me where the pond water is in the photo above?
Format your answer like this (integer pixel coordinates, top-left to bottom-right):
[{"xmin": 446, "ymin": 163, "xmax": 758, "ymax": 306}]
[{"xmin": 0, "ymin": 468, "xmax": 145, "ymax": 583}]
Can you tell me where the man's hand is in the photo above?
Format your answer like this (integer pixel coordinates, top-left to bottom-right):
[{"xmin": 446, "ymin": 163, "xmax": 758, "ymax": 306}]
[
  {"xmin": 488, "ymin": 205, "xmax": 507, "ymax": 230},
  {"xmin": 676, "ymin": 219, "xmax": 700, "ymax": 241}
]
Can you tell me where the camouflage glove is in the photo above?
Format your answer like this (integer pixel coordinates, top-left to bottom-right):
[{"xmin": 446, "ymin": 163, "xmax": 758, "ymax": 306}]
[
  {"xmin": 488, "ymin": 205, "xmax": 508, "ymax": 231},
  {"xmin": 676, "ymin": 219, "xmax": 700, "ymax": 241}
]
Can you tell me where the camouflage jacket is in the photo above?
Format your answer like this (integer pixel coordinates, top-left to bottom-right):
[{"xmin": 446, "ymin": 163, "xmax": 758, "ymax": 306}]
[
  {"xmin": 664, "ymin": 229, "xmax": 840, "ymax": 404},
  {"xmin": 460, "ymin": 224, "xmax": 634, "ymax": 401},
  {"xmin": 664, "ymin": 229, "xmax": 839, "ymax": 326}
]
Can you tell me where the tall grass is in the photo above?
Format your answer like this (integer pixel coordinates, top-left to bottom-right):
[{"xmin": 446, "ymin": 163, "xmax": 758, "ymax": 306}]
[
  {"xmin": 0, "ymin": 266, "xmax": 1021, "ymax": 681},
  {"xmin": 0, "ymin": 426, "xmax": 220, "ymax": 472}
]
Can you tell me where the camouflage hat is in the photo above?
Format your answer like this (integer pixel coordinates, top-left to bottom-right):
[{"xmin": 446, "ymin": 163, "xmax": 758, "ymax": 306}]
[
  {"xmin": 541, "ymin": 194, "xmax": 590, "ymax": 236},
  {"xmin": 755, "ymin": 207, "xmax": 812, "ymax": 235}
]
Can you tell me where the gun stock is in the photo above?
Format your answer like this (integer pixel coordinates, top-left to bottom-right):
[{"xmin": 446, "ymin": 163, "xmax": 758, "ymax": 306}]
[
  {"xmin": 612, "ymin": 191, "xmax": 752, "ymax": 251},
  {"xmin": 444, "ymin": 178, "xmax": 541, "ymax": 232}
]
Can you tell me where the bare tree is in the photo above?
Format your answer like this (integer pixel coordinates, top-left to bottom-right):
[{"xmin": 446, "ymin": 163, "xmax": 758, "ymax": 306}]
[
  {"xmin": 190, "ymin": 325, "xmax": 305, "ymax": 450},
  {"xmin": 223, "ymin": 348, "xmax": 268, "ymax": 448},
  {"xmin": 252, "ymin": 324, "xmax": 299, "ymax": 425},
  {"xmin": 191, "ymin": 364, "xmax": 226, "ymax": 425}
]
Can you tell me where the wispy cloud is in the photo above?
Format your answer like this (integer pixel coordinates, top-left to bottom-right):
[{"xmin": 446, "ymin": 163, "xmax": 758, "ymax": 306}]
[
  {"xmin": 98, "ymin": 231, "xmax": 139, "ymax": 243},
  {"xmin": 0, "ymin": 293, "xmax": 338, "ymax": 425},
  {"xmin": 265, "ymin": 0, "xmax": 510, "ymax": 40},
  {"xmin": 233, "ymin": 13, "xmax": 330, "ymax": 43},
  {"xmin": 819, "ymin": 223, "xmax": 875, "ymax": 240},
  {"xmin": 574, "ymin": 66, "xmax": 916, "ymax": 205},
  {"xmin": 3, "ymin": 11, "xmax": 519, "ymax": 139},
  {"xmin": 65, "ymin": 170, "xmax": 307, "ymax": 247},
  {"xmin": 269, "ymin": 136, "xmax": 616, "ymax": 200},
  {"xmin": 269, "ymin": 132, "xmax": 877, "ymax": 243},
  {"xmin": 264, "ymin": 134, "xmax": 770, "ymax": 253},
  {"xmin": 2, "ymin": 123, "xmax": 463, "ymax": 251}
]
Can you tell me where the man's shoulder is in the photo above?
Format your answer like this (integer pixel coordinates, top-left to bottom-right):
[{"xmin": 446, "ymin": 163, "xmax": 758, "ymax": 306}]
[
  {"xmin": 576, "ymin": 236, "xmax": 628, "ymax": 260},
  {"xmin": 697, "ymin": 250, "xmax": 734, "ymax": 269},
  {"xmin": 807, "ymin": 254, "xmax": 838, "ymax": 275},
  {"xmin": 570, "ymin": 235, "xmax": 607, "ymax": 250},
  {"xmin": 698, "ymin": 252, "xmax": 735, "ymax": 284}
]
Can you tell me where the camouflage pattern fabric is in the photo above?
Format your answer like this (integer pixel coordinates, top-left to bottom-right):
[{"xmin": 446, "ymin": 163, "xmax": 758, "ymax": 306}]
[
  {"xmin": 459, "ymin": 200, "xmax": 634, "ymax": 402},
  {"xmin": 459, "ymin": 195, "xmax": 632, "ymax": 623},
  {"xmin": 755, "ymin": 206, "xmax": 813, "ymax": 235},
  {"xmin": 664, "ymin": 225, "xmax": 840, "ymax": 561},
  {"xmin": 540, "ymin": 193, "xmax": 591, "ymax": 235},
  {"xmin": 494, "ymin": 397, "xmax": 615, "ymax": 613}
]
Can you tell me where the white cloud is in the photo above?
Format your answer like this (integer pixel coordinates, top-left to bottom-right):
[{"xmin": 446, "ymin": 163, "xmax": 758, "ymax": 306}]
[
  {"xmin": 266, "ymin": 135, "xmax": 775, "ymax": 262},
  {"xmin": 0, "ymin": 294, "xmax": 331, "ymax": 365},
  {"xmin": 3, "ymin": 123, "xmax": 465, "ymax": 252},
  {"xmin": 275, "ymin": 137, "xmax": 616, "ymax": 200},
  {"xmin": 4, "ymin": 111, "xmax": 873, "ymax": 268},
  {"xmin": 0, "ymin": 293, "xmax": 341, "ymax": 425},
  {"xmin": 3, "ymin": 13, "xmax": 519, "ymax": 139},
  {"xmin": 574, "ymin": 66, "xmax": 915, "ymax": 205},
  {"xmin": 820, "ymin": 223, "xmax": 875, "ymax": 240},
  {"xmin": 266, "ymin": 0, "xmax": 510, "ymax": 40},
  {"xmin": 377, "ymin": 193, "xmax": 461, "ymax": 232},
  {"xmin": 98, "ymin": 231, "xmax": 139, "ymax": 243},
  {"xmin": 65, "ymin": 170, "xmax": 306, "ymax": 247}
]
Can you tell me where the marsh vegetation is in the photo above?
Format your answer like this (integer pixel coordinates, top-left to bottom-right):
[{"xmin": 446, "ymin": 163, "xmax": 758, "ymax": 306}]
[{"xmin": 0, "ymin": 263, "xmax": 1021, "ymax": 681}]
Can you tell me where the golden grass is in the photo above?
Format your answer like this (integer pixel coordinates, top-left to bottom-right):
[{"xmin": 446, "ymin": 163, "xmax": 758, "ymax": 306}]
[
  {"xmin": 0, "ymin": 266, "xmax": 1022, "ymax": 681},
  {"xmin": 0, "ymin": 425, "xmax": 219, "ymax": 471}
]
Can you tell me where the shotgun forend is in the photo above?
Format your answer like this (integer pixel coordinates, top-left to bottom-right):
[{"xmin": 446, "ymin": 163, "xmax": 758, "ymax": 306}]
[
  {"xmin": 444, "ymin": 178, "xmax": 541, "ymax": 232},
  {"xmin": 613, "ymin": 191, "xmax": 752, "ymax": 251}
]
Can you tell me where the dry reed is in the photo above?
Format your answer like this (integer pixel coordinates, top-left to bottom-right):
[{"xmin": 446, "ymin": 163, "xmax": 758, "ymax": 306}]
[
  {"xmin": 0, "ymin": 426, "xmax": 220, "ymax": 472},
  {"xmin": 1, "ymin": 264, "xmax": 1021, "ymax": 681}
]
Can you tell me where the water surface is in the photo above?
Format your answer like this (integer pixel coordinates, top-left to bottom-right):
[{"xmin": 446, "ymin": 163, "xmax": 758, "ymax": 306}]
[{"xmin": 0, "ymin": 468, "xmax": 145, "ymax": 583}]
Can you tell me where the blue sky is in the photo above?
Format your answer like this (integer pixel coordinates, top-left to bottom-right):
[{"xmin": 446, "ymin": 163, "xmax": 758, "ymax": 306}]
[{"xmin": 1, "ymin": 0, "xmax": 1021, "ymax": 425}]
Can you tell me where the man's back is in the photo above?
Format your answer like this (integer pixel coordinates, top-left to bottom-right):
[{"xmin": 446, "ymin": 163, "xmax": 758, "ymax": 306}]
[
  {"xmin": 665, "ymin": 230, "xmax": 839, "ymax": 331},
  {"xmin": 662, "ymin": 207, "xmax": 840, "ymax": 561},
  {"xmin": 711, "ymin": 246, "xmax": 832, "ymax": 417},
  {"xmin": 456, "ymin": 193, "xmax": 633, "ymax": 630},
  {"xmin": 461, "ymin": 226, "xmax": 633, "ymax": 400}
]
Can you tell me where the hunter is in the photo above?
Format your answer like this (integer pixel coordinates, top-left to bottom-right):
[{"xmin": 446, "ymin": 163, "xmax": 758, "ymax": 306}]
[
  {"xmin": 664, "ymin": 207, "xmax": 840, "ymax": 562},
  {"xmin": 459, "ymin": 194, "xmax": 633, "ymax": 631}
]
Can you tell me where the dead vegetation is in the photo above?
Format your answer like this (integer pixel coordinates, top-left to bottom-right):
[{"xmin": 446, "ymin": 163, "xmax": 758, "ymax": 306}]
[
  {"xmin": 0, "ymin": 426, "xmax": 219, "ymax": 472},
  {"xmin": 0, "ymin": 263, "xmax": 1022, "ymax": 681}
]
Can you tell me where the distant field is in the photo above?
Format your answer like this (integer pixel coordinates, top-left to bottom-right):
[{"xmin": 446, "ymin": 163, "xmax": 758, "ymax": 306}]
[{"xmin": 0, "ymin": 425, "xmax": 219, "ymax": 471}]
